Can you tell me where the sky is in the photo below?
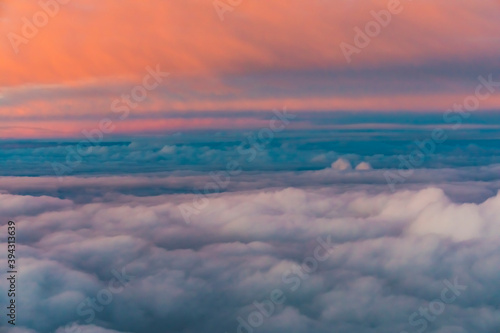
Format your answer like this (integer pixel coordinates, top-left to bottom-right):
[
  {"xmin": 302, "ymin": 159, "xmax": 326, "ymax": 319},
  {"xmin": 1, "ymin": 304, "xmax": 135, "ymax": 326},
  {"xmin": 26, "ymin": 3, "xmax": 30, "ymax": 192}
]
[
  {"xmin": 2, "ymin": 1, "xmax": 500, "ymax": 333},
  {"xmin": 1, "ymin": 0, "xmax": 500, "ymax": 137}
]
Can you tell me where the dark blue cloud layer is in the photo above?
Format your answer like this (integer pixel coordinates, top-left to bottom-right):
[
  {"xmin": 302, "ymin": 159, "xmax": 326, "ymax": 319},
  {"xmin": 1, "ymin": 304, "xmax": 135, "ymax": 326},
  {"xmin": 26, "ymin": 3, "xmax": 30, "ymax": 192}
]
[{"xmin": 2, "ymin": 116, "xmax": 500, "ymax": 178}]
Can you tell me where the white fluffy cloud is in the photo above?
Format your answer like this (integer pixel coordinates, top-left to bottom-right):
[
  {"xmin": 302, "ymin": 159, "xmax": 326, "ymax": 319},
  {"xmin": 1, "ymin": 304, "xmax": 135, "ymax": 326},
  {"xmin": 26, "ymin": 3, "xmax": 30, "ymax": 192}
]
[
  {"xmin": 355, "ymin": 162, "xmax": 372, "ymax": 171},
  {"xmin": 1, "ymin": 174, "xmax": 500, "ymax": 333},
  {"xmin": 331, "ymin": 158, "xmax": 352, "ymax": 171}
]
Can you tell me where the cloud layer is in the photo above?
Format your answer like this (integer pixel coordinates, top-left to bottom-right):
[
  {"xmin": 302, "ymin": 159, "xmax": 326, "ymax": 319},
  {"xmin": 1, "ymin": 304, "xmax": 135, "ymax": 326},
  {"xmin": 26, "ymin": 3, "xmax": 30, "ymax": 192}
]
[{"xmin": 1, "ymin": 178, "xmax": 500, "ymax": 333}]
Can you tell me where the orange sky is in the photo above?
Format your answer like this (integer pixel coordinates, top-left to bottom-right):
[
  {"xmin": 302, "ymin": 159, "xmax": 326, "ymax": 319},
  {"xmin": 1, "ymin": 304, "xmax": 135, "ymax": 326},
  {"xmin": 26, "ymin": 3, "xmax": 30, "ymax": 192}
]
[{"xmin": 1, "ymin": 0, "xmax": 500, "ymax": 137}]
